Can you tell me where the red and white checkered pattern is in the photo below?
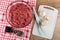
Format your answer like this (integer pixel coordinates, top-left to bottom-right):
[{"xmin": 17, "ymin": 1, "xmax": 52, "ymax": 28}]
[{"xmin": 0, "ymin": 0, "xmax": 36, "ymax": 40}]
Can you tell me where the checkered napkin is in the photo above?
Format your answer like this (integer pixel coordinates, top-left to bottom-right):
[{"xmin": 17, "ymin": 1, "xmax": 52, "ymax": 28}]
[{"xmin": 0, "ymin": 0, "xmax": 36, "ymax": 40}]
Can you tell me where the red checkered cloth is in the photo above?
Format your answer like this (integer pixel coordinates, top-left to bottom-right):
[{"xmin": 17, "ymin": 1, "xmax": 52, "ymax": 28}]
[{"xmin": 0, "ymin": 0, "xmax": 36, "ymax": 40}]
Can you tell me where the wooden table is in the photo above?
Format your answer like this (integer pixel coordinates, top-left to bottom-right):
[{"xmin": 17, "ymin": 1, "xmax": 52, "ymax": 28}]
[{"xmin": 30, "ymin": 0, "xmax": 60, "ymax": 40}]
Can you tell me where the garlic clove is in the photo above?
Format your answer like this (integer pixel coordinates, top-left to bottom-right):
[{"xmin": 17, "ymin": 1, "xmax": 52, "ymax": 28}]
[
  {"xmin": 44, "ymin": 15, "xmax": 49, "ymax": 21},
  {"xmin": 39, "ymin": 11, "xmax": 46, "ymax": 17},
  {"xmin": 41, "ymin": 19, "xmax": 48, "ymax": 26}
]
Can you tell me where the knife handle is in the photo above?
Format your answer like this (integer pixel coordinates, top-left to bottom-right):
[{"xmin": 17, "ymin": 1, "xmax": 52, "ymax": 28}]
[{"xmin": 5, "ymin": 26, "xmax": 24, "ymax": 36}]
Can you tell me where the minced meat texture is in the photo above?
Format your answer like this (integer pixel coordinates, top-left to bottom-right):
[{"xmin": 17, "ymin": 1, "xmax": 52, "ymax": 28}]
[{"xmin": 7, "ymin": 3, "xmax": 32, "ymax": 28}]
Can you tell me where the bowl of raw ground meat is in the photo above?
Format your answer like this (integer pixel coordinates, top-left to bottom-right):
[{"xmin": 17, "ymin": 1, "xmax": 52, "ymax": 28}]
[{"xmin": 6, "ymin": 1, "xmax": 33, "ymax": 28}]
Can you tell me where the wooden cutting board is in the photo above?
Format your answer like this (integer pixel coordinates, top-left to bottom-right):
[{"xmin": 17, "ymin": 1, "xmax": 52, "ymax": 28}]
[{"xmin": 30, "ymin": 0, "xmax": 60, "ymax": 40}]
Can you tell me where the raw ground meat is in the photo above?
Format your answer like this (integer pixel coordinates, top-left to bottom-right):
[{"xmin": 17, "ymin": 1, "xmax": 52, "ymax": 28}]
[{"xmin": 7, "ymin": 2, "xmax": 32, "ymax": 28}]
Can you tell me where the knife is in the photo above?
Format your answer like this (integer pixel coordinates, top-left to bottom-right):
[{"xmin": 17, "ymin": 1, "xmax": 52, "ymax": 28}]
[{"xmin": 32, "ymin": 7, "xmax": 45, "ymax": 35}]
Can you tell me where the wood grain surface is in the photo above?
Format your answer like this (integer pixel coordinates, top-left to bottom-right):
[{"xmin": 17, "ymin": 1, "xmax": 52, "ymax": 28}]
[{"xmin": 30, "ymin": 0, "xmax": 60, "ymax": 40}]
